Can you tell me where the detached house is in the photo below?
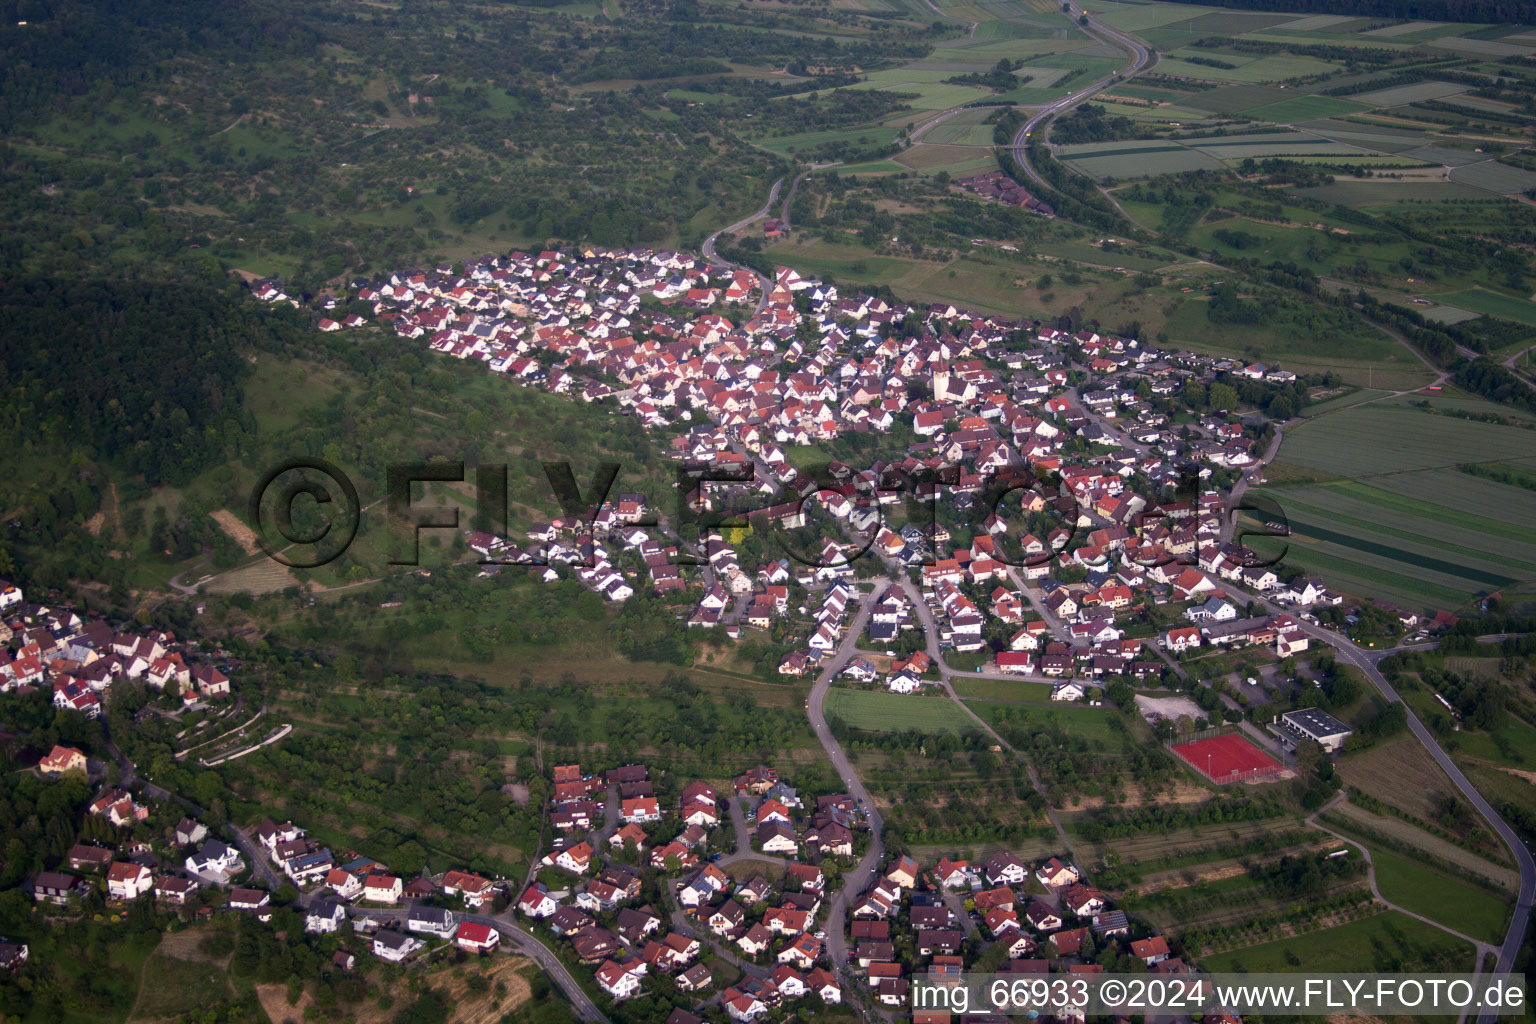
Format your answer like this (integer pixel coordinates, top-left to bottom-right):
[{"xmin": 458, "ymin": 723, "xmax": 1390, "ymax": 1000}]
[
  {"xmin": 364, "ymin": 875, "xmax": 403, "ymax": 904},
  {"xmin": 107, "ymin": 862, "xmax": 153, "ymax": 901}
]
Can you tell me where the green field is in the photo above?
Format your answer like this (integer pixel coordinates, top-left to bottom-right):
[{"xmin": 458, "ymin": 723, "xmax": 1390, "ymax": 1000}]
[
  {"xmin": 1160, "ymin": 300, "xmax": 1427, "ymax": 385},
  {"xmin": 1274, "ymin": 404, "xmax": 1536, "ymax": 475},
  {"xmin": 1367, "ymin": 847, "xmax": 1512, "ymax": 944},
  {"xmin": 1352, "ymin": 80, "xmax": 1471, "ymax": 107},
  {"xmin": 1158, "ymin": 52, "xmax": 1339, "ymax": 83},
  {"xmin": 1446, "ymin": 713, "xmax": 1536, "ymax": 766},
  {"xmin": 950, "ymin": 677, "xmax": 1055, "ymax": 702},
  {"xmin": 1450, "ymin": 160, "xmax": 1536, "ymax": 195},
  {"xmin": 1239, "ymin": 95, "xmax": 1370, "ymax": 123},
  {"xmin": 824, "ymin": 687, "xmax": 980, "ymax": 733},
  {"xmin": 753, "ymin": 125, "xmax": 902, "ymax": 158},
  {"xmin": 1255, "ymin": 403, "xmax": 1536, "ymax": 607},
  {"xmin": 965, "ymin": 699, "xmax": 1134, "ymax": 750},
  {"xmin": 1201, "ymin": 910, "xmax": 1476, "ymax": 972},
  {"xmin": 1432, "ymin": 288, "xmax": 1536, "ymax": 325},
  {"xmin": 1059, "ymin": 141, "xmax": 1225, "ymax": 179}
]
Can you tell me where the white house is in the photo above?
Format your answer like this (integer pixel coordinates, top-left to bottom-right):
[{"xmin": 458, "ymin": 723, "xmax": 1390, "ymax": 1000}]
[
  {"xmin": 184, "ymin": 839, "xmax": 242, "ymax": 876},
  {"xmin": 596, "ymin": 959, "xmax": 646, "ymax": 1000},
  {"xmin": 372, "ymin": 930, "xmax": 424, "ymax": 962},
  {"xmin": 106, "ymin": 862, "xmax": 153, "ymax": 901},
  {"xmin": 1050, "ymin": 681, "xmax": 1086, "ymax": 702},
  {"xmin": 305, "ymin": 900, "xmax": 347, "ymax": 934},
  {"xmin": 364, "ymin": 875, "xmax": 403, "ymax": 904},
  {"xmin": 406, "ymin": 906, "xmax": 459, "ymax": 940}
]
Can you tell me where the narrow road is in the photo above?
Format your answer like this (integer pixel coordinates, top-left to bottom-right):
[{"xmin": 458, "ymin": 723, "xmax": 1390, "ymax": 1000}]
[
  {"xmin": 701, "ymin": 177, "xmax": 783, "ymax": 315},
  {"xmin": 804, "ymin": 588, "xmax": 886, "ymax": 978},
  {"xmin": 319, "ymin": 903, "xmax": 609, "ymax": 1022},
  {"xmin": 1307, "ymin": 793, "xmax": 1494, "ymax": 959}
]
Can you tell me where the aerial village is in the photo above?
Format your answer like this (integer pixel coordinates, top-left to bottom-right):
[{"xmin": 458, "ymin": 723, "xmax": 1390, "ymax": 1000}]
[
  {"xmin": 269, "ymin": 241, "xmax": 1408, "ymax": 704},
  {"xmin": 0, "ymin": 241, "xmax": 1432, "ymax": 1014}
]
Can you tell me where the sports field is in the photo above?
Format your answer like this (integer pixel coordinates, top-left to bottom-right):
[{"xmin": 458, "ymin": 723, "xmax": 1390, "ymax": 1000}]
[{"xmin": 1172, "ymin": 733, "xmax": 1284, "ymax": 783}]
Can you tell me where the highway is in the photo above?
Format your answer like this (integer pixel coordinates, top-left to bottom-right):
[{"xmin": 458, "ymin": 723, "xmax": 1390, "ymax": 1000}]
[{"xmin": 1008, "ymin": 3, "xmax": 1153, "ymax": 195}]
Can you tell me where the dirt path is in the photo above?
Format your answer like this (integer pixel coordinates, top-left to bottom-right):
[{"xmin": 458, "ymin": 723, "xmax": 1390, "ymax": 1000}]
[{"xmin": 210, "ymin": 509, "xmax": 261, "ymax": 556}]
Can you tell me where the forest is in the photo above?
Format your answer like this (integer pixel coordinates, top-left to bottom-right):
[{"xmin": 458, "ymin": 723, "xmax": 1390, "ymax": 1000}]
[
  {"xmin": 0, "ymin": 274, "xmax": 255, "ymax": 485},
  {"xmin": 0, "ymin": 0, "xmax": 939, "ymax": 286}
]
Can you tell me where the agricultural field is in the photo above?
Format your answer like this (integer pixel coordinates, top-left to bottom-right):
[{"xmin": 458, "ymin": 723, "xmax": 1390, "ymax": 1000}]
[
  {"xmin": 1069, "ymin": 817, "xmax": 1317, "ymax": 873},
  {"xmin": 1057, "ymin": 140, "xmax": 1226, "ymax": 179},
  {"xmin": 1365, "ymin": 845, "xmax": 1512, "ymax": 943},
  {"xmin": 1158, "ymin": 300, "xmax": 1431, "ymax": 387},
  {"xmin": 824, "ymin": 687, "xmax": 981, "ymax": 733},
  {"xmin": 1268, "ymin": 402, "xmax": 1536, "ymax": 475},
  {"xmin": 1323, "ymin": 800, "xmax": 1521, "ymax": 891},
  {"xmin": 964, "ymin": 699, "xmax": 1135, "ymax": 749},
  {"xmin": 1336, "ymin": 735, "xmax": 1490, "ymax": 833},
  {"xmin": 1200, "ymin": 911, "xmax": 1476, "ymax": 973},
  {"xmin": 1429, "ymin": 288, "xmax": 1536, "ymax": 326},
  {"xmin": 1238, "ymin": 95, "xmax": 1370, "ymax": 124},
  {"xmin": 1157, "ymin": 52, "xmax": 1341, "ymax": 83}
]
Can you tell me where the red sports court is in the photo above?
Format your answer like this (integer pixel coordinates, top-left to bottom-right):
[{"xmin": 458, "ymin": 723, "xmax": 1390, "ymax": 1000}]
[{"xmin": 1172, "ymin": 733, "xmax": 1283, "ymax": 783}]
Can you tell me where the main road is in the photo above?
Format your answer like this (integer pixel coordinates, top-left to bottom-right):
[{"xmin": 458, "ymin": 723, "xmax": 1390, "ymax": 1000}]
[
  {"xmin": 804, "ymin": 589, "xmax": 887, "ymax": 977},
  {"xmin": 1008, "ymin": 2, "xmax": 1153, "ymax": 195}
]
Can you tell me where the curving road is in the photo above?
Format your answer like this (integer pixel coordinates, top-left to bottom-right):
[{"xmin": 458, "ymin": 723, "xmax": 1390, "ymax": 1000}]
[
  {"xmin": 1008, "ymin": 3, "xmax": 1153, "ymax": 195},
  {"xmin": 1225, "ymin": 578, "xmax": 1534, "ymax": 1005},
  {"xmin": 804, "ymin": 588, "xmax": 887, "ymax": 977},
  {"xmin": 314, "ymin": 902, "xmax": 610, "ymax": 1022},
  {"xmin": 701, "ymin": 176, "xmax": 784, "ymax": 315}
]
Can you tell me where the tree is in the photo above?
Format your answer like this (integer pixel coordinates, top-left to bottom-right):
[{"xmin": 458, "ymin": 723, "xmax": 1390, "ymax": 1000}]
[{"xmin": 1209, "ymin": 382, "xmax": 1238, "ymax": 413}]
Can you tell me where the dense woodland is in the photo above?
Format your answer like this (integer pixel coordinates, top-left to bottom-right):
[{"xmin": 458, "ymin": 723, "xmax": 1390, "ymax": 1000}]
[{"xmin": 0, "ymin": 0, "xmax": 947, "ymax": 287}]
